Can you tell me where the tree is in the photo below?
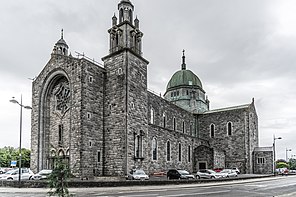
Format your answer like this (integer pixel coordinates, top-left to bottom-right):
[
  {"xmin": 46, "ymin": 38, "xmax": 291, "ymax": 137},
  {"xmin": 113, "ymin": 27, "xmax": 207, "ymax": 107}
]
[
  {"xmin": 48, "ymin": 157, "xmax": 71, "ymax": 197},
  {"xmin": 289, "ymin": 158, "xmax": 296, "ymax": 170},
  {"xmin": 0, "ymin": 147, "xmax": 30, "ymax": 168},
  {"xmin": 276, "ymin": 161, "xmax": 289, "ymax": 169}
]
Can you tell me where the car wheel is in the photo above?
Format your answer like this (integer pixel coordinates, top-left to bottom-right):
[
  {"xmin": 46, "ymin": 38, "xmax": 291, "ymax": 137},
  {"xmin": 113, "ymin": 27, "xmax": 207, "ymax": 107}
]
[
  {"xmin": 226, "ymin": 175, "xmax": 229, "ymax": 178},
  {"xmin": 196, "ymin": 175, "xmax": 200, "ymax": 179},
  {"xmin": 7, "ymin": 178, "xmax": 13, "ymax": 181},
  {"xmin": 211, "ymin": 176, "xmax": 215, "ymax": 179}
]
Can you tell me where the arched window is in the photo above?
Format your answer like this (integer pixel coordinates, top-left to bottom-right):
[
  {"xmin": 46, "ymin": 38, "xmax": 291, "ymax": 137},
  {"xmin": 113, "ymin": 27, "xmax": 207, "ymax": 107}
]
[
  {"xmin": 227, "ymin": 122, "xmax": 232, "ymax": 136},
  {"xmin": 178, "ymin": 143, "xmax": 182, "ymax": 162},
  {"xmin": 152, "ymin": 137, "xmax": 157, "ymax": 160},
  {"xmin": 210, "ymin": 124, "xmax": 215, "ymax": 138},
  {"xmin": 150, "ymin": 107, "xmax": 154, "ymax": 124},
  {"xmin": 134, "ymin": 131, "xmax": 143, "ymax": 159},
  {"xmin": 129, "ymin": 9, "xmax": 133, "ymax": 22},
  {"xmin": 182, "ymin": 121, "xmax": 185, "ymax": 133},
  {"xmin": 166, "ymin": 141, "xmax": 171, "ymax": 161},
  {"xmin": 173, "ymin": 117, "xmax": 176, "ymax": 131},
  {"xmin": 119, "ymin": 8, "xmax": 124, "ymax": 22}
]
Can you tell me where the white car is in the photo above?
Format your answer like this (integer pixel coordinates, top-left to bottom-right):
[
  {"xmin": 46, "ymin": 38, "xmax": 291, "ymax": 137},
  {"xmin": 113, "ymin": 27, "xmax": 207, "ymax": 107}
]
[
  {"xmin": 32, "ymin": 169, "xmax": 52, "ymax": 180},
  {"xmin": 127, "ymin": 169, "xmax": 149, "ymax": 180},
  {"xmin": 219, "ymin": 169, "xmax": 238, "ymax": 178},
  {"xmin": 0, "ymin": 168, "xmax": 34, "ymax": 180}
]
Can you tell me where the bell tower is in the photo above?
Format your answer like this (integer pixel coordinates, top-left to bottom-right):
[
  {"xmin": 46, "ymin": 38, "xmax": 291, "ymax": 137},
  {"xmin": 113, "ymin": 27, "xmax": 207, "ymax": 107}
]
[
  {"xmin": 108, "ymin": 0, "xmax": 143, "ymax": 55},
  {"xmin": 102, "ymin": 0, "xmax": 149, "ymax": 176}
]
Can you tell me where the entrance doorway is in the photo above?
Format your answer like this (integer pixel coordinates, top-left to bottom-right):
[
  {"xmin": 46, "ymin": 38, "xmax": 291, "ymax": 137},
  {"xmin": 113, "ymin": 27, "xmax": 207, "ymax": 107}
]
[{"xmin": 198, "ymin": 162, "xmax": 207, "ymax": 170}]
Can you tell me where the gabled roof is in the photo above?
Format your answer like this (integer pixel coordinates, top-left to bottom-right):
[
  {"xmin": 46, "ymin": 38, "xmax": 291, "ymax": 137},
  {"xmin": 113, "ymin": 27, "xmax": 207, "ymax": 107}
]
[{"xmin": 203, "ymin": 103, "xmax": 250, "ymax": 114}]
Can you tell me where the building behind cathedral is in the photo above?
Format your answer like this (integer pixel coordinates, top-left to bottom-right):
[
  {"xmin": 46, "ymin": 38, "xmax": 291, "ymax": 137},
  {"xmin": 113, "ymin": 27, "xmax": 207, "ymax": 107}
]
[{"xmin": 30, "ymin": 0, "xmax": 273, "ymax": 178}]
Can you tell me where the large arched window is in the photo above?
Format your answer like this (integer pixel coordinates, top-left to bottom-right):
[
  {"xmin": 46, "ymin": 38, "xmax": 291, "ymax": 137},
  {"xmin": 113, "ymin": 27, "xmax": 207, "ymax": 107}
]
[
  {"xmin": 150, "ymin": 107, "xmax": 154, "ymax": 124},
  {"xmin": 166, "ymin": 141, "xmax": 171, "ymax": 161},
  {"xmin": 227, "ymin": 122, "xmax": 233, "ymax": 136},
  {"xmin": 178, "ymin": 143, "xmax": 182, "ymax": 162},
  {"xmin": 152, "ymin": 137, "xmax": 157, "ymax": 160},
  {"xmin": 210, "ymin": 124, "xmax": 215, "ymax": 138}
]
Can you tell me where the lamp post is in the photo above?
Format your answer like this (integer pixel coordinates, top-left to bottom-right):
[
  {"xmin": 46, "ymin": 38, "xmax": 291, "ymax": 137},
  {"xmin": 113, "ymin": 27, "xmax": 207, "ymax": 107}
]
[
  {"xmin": 9, "ymin": 95, "xmax": 32, "ymax": 187},
  {"xmin": 286, "ymin": 148, "xmax": 292, "ymax": 162},
  {"xmin": 273, "ymin": 135, "xmax": 282, "ymax": 175}
]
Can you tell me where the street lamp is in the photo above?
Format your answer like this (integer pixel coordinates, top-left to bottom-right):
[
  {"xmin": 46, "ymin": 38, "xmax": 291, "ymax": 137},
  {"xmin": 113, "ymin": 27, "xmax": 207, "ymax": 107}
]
[
  {"xmin": 273, "ymin": 135, "xmax": 282, "ymax": 175},
  {"xmin": 286, "ymin": 148, "xmax": 292, "ymax": 162},
  {"xmin": 9, "ymin": 95, "xmax": 32, "ymax": 187}
]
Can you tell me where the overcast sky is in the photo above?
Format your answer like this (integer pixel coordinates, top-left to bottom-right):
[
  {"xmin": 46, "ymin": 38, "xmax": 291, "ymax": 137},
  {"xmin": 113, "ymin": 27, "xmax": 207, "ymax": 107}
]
[{"xmin": 1, "ymin": 0, "xmax": 295, "ymax": 160}]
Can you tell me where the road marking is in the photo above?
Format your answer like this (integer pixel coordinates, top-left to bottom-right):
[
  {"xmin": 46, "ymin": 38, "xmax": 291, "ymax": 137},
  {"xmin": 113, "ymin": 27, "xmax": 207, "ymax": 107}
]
[{"xmin": 157, "ymin": 190, "xmax": 231, "ymax": 197}]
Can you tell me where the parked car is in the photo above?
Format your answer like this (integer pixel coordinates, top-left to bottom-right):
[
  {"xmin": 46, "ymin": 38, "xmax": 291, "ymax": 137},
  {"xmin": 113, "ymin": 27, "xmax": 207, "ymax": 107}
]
[
  {"xmin": 127, "ymin": 169, "xmax": 149, "ymax": 180},
  {"xmin": 0, "ymin": 168, "xmax": 34, "ymax": 180},
  {"xmin": 0, "ymin": 168, "xmax": 12, "ymax": 174},
  {"xmin": 31, "ymin": 169, "xmax": 52, "ymax": 180},
  {"xmin": 167, "ymin": 169, "xmax": 195, "ymax": 180},
  {"xmin": 232, "ymin": 167, "xmax": 240, "ymax": 174},
  {"xmin": 219, "ymin": 169, "xmax": 238, "ymax": 178},
  {"xmin": 196, "ymin": 169, "xmax": 223, "ymax": 179}
]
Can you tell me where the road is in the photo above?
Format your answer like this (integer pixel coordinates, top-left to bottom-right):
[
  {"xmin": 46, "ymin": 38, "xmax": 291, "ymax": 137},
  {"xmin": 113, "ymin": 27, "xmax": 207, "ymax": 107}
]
[{"xmin": 0, "ymin": 175, "xmax": 296, "ymax": 197}]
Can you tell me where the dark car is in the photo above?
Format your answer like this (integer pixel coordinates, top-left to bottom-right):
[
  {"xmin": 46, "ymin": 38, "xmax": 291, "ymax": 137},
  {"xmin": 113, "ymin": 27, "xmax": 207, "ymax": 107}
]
[{"xmin": 167, "ymin": 169, "xmax": 195, "ymax": 180}]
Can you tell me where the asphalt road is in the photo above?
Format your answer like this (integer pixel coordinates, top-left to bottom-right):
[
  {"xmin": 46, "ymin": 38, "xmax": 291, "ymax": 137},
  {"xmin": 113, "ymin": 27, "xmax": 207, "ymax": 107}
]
[{"xmin": 0, "ymin": 175, "xmax": 296, "ymax": 197}]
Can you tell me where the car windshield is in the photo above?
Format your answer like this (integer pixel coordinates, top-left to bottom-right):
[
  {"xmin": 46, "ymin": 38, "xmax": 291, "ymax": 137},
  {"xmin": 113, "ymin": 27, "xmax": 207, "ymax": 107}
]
[
  {"xmin": 5, "ymin": 169, "xmax": 17, "ymax": 175},
  {"xmin": 178, "ymin": 170, "xmax": 189, "ymax": 175},
  {"xmin": 134, "ymin": 170, "xmax": 145, "ymax": 175},
  {"xmin": 208, "ymin": 170, "xmax": 216, "ymax": 174},
  {"xmin": 221, "ymin": 169, "xmax": 230, "ymax": 173}
]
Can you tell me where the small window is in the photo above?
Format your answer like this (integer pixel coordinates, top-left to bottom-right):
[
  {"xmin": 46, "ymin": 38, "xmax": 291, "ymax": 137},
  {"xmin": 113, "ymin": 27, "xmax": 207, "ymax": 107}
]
[
  {"xmin": 188, "ymin": 81, "xmax": 192, "ymax": 85},
  {"xmin": 152, "ymin": 137, "xmax": 157, "ymax": 160},
  {"xmin": 166, "ymin": 141, "xmax": 171, "ymax": 161},
  {"xmin": 173, "ymin": 117, "xmax": 176, "ymax": 131},
  {"xmin": 190, "ymin": 123, "xmax": 193, "ymax": 136},
  {"xmin": 178, "ymin": 143, "xmax": 182, "ymax": 162},
  {"xmin": 89, "ymin": 140, "xmax": 92, "ymax": 147},
  {"xmin": 171, "ymin": 92, "xmax": 173, "ymax": 97},
  {"xmin": 87, "ymin": 112, "xmax": 92, "ymax": 119},
  {"xmin": 227, "ymin": 122, "xmax": 232, "ymax": 136},
  {"xmin": 89, "ymin": 76, "xmax": 93, "ymax": 83},
  {"xmin": 182, "ymin": 121, "xmax": 185, "ymax": 133},
  {"xmin": 150, "ymin": 107, "xmax": 154, "ymax": 124},
  {"xmin": 257, "ymin": 157, "xmax": 265, "ymax": 164},
  {"xmin": 118, "ymin": 68, "xmax": 123, "ymax": 75},
  {"xmin": 58, "ymin": 124, "xmax": 63, "ymax": 145},
  {"xmin": 97, "ymin": 151, "xmax": 101, "ymax": 162},
  {"xmin": 176, "ymin": 91, "xmax": 179, "ymax": 96},
  {"xmin": 210, "ymin": 124, "xmax": 215, "ymax": 138},
  {"xmin": 188, "ymin": 145, "xmax": 191, "ymax": 162},
  {"xmin": 186, "ymin": 90, "xmax": 189, "ymax": 95},
  {"xmin": 163, "ymin": 113, "xmax": 166, "ymax": 128},
  {"xmin": 130, "ymin": 102, "xmax": 135, "ymax": 110},
  {"xmin": 174, "ymin": 92, "xmax": 176, "ymax": 97}
]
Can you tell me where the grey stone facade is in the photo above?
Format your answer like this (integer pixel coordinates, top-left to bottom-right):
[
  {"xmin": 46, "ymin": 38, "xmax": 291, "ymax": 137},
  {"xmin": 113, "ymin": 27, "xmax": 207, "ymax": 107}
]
[
  {"xmin": 30, "ymin": 0, "xmax": 272, "ymax": 177},
  {"xmin": 253, "ymin": 147, "xmax": 273, "ymax": 174}
]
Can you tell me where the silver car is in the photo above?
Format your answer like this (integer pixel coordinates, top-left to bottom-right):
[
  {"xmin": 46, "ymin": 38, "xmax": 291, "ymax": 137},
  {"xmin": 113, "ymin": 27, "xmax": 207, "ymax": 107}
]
[
  {"xmin": 196, "ymin": 169, "xmax": 219, "ymax": 179},
  {"xmin": 32, "ymin": 169, "xmax": 52, "ymax": 180},
  {"xmin": 127, "ymin": 169, "xmax": 149, "ymax": 180},
  {"xmin": 219, "ymin": 169, "xmax": 238, "ymax": 178}
]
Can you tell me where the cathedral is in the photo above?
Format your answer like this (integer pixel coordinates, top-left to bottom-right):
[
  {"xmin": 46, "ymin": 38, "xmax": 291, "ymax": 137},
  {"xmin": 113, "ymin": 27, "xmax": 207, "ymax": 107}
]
[{"xmin": 30, "ymin": 0, "xmax": 273, "ymax": 178}]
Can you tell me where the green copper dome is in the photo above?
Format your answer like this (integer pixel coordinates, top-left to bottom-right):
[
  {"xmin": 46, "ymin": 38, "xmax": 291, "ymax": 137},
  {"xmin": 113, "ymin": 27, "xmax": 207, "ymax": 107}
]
[{"xmin": 166, "ymin": 69, "xmax": 202, "ymax": 91}]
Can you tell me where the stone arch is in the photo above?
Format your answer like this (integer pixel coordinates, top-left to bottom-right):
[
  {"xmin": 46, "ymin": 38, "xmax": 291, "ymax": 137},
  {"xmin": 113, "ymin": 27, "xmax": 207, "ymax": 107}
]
[{"xmin": 37, "ymin": 68, "xmax": 71, "ymax": 171}]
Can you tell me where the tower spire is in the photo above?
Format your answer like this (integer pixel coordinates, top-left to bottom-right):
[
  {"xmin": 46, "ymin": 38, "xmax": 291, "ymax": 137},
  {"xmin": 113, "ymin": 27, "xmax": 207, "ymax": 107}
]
[
  {"xmin": 182, "ymin": 49, "xmax": 186, "ymax": 70},
  {"xmin": 61, "ymin": 29, "xmax": 64, "ymax": 39}
]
